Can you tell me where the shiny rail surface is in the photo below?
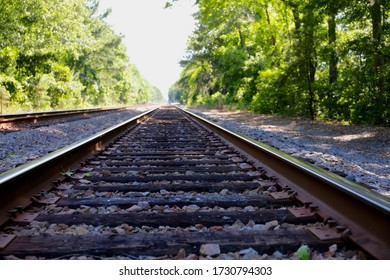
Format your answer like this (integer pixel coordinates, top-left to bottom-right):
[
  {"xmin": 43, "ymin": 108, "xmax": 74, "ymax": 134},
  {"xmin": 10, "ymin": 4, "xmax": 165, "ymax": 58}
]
[
  {"xmin": 0, "ymin": 106, "xmax": 130, "ymax": 127},
  {"xmin": 0, "ymin": 106, "xmax": 389, "ymax": 259}
]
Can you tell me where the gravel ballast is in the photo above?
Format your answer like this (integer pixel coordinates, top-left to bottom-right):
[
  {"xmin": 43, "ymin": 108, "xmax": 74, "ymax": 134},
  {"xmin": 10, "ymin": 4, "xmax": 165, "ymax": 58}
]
[{"xmin": 184, "ymin": 107, "xmax": 390, "ymax": 196}]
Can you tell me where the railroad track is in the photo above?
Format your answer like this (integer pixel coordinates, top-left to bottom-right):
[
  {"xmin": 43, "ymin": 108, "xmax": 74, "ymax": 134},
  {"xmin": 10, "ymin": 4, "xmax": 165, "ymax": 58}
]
[
  {"xmin": 0, "ymin": 106, "xmax": 389, "ymax": 259},
  {"xmin": 0, "ymin": 106, "xmax": 129, "ymax": 130}
]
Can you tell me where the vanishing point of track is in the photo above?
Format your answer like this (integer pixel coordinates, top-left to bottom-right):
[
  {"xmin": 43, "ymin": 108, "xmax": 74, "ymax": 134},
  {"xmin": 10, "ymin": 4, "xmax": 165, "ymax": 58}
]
[{"xmin": 0, "ymin": 106, "xmax": 389, "ymax": 259}]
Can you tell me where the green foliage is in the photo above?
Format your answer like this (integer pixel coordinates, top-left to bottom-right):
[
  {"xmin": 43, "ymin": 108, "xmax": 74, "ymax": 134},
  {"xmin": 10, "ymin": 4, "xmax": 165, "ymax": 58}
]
[
  {"xmin": 171, "ymin": 0, "xmax": 390, "ymax": 124},
  {"xmin": 0, "ymin": 0, "xmax": 162, "ymax": 114}
]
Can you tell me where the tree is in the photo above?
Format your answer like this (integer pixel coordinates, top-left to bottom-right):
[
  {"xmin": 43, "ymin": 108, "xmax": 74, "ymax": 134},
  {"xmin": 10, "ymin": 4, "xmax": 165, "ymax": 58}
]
[{"xmin": 0, "ymin": 0, "xmax": 161, "ymax": 113}]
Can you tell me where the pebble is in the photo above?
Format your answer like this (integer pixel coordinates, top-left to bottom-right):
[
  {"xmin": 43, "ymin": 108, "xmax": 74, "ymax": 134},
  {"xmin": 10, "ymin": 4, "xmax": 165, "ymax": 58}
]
[
  {"xmin": 244, "ymin": 206, "xmax": 255, "ymax": 212},
  {"xmin": 160, "ymin": 189, "xmax": 170, "ymax": 195},
  {"xmin": 175, "ymin": 248, "xmax": 187, "ymax": 259},
  {"xmin": 195, "ymin": 224, "xmax": 205, "ymax": 230},
  {"xmin": 152, "ymin": 205, "xmax": 164, "ymax": 211},
  {"xmin": 137, "ymin": 201, "xmax": 151, "ymax": 210},
  {"xmin": 220, "ymin": 189, "xmax": 229, "ymax": 195},
  {"xmin": 200, "ymin": 244, "xmax": 221, "ymax": 257},
  {"xmin": 107, "ymin": 205, "xmax": 118, "ymax": 212},
  {"xmin": 248, "ymin": 189, "xmax": 261, "ymax": 195},
  {"xmin": 127, "ymin": 205, "xmax": 142, "ymax": 212},
  {"xmin": 114, "ymin": 227, "xmax": 126, "ymax": 235},
  {"xmin": 233, "ymin": 219, "xmax": 245, "ymax": 228},
  {"xmin": 253, "ymin": 224, "xmax": 267, "ymax": 231},
  {"xmin": 126, "ymin": 192, "xmax": 144, "ymax": 197},
  {"xmin": 242, "ymin": 248, "xmax": 259, "ymax": 259},
  {"xmin": 273, "ymin": 251, "xmax": 284, "ymax": 259},
  {"xmin": 59, "ymin": 208, "xmax": 76, "ymax": 215},
  {"xmin": 267, "ymin": 186, "xmax": 278, "ymax": 192},
  {"xmin": 78, "ymin": 179, "xmax": 91, "ymax": 184},
  {"xmin": 240, "ymin": 226, "xmax": 252, "ymax": 231},
  {"xmin": 122, "ymin": 225, "xmax": 134, "ymax": 232},
  {"xmin": 75, "ymin": 226, "xmax": 89, "ymax": 236},
  {"xmin": 184, "ymin": 204, "xmax": 200, "ymax": 212},
  {"xmin": 247, "ymin": 220, "xmax": 256, "ymax": 227},
  {"xmin": 325, "ymin": 244, "xmax": 338, "ymax": 258},
  {"xmin": 186, "ymin": 254, "xmax": 199, "ymax": 260},
  {"xmin": 210, "ymin": 226, "xmax": 224, "ymax": 231},
  {"xmin": 265, "ymin": 220, "xmax": 279, "ymax": 230},
  {"xmin": 95, "ymin": 192, "xmax": 108, "ymax": 197}
]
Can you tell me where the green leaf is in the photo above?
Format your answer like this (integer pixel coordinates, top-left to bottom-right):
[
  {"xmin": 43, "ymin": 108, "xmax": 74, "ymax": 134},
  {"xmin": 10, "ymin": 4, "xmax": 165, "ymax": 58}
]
[
  {"xmin": 61, "ymin": 169, "xmax": 74, "ymax": 177},
  {"xmin": 296, "ymin": 245, "xmax": 311, "ymax": 260},
  {"xmin": 164, "ymin": 2, "xmax": 173, "ymax": 9}
]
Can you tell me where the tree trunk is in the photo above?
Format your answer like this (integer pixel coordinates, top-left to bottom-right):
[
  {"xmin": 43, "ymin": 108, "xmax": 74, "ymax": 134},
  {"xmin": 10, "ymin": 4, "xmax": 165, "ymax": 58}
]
[
  {"xmin": 292, "ymin": 6, "xmax": 305, "ymax": 80},
  {"xmin": 265, "ymin": 4, "xmax": 276, "ymax": 46},
  {"xmin": 291, "ymin": 5, "xmax": 316, "ymax": 120},
  {"xmin": 370, "ymin": 0, "xmax": 384, "ymax": 91},
  {"xmin": 304, "ymin": 7, "xmax": 317, "ymax": 120},
  {"xmin": 238, "ymin": 29, "xmax": 245, "ymax": 48},
  {"xmin": 328, "ymin": 2, "xmax": 338, "ymax": 84}
]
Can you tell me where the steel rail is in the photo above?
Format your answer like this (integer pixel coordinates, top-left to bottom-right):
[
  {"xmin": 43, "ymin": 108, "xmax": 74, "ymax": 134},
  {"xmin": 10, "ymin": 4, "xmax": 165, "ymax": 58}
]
[
  {"xmin": 0, "ymin": 107, "xmax": 158, "ymax": 225},
  {"xmin": 0, "ymin": 106, "xmax": 131, "ymax": 125},
  {"xmin": 178, "ymin": 106, "xmax": 390, "ymax": 259}
]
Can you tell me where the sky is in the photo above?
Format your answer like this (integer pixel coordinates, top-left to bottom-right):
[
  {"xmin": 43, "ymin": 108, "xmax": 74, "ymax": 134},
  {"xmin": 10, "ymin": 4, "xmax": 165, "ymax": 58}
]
[{"xmin": 98, "ymin": 0, "xmax": 197, "ymax": 98}]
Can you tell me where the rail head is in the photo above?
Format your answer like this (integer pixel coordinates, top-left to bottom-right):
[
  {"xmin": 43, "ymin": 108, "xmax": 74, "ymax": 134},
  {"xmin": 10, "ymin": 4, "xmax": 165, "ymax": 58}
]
[
  {"xmin": 178, "ymin": 106, "xmax": 390, "ymax": 259},
  {"xmin": 0, "ymin": 106, "xmax": 133, "ymax": 124}
]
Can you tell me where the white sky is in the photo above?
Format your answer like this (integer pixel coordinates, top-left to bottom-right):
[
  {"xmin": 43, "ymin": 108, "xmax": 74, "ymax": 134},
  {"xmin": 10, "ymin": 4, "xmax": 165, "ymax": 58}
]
[{"xmin": 98, "ymin": 0, "xmax": 197, "ymax": 98}]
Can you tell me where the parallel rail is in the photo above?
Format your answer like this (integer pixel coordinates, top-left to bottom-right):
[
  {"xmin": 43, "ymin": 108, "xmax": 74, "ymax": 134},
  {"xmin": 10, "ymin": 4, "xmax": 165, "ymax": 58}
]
[
  {"xmin": 0, "ymin": 106, "xmax": 389, "ymax": 259},
  {"xmin": 0, "ymin": 106, "xmax": 131, "ymax": 127}
]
